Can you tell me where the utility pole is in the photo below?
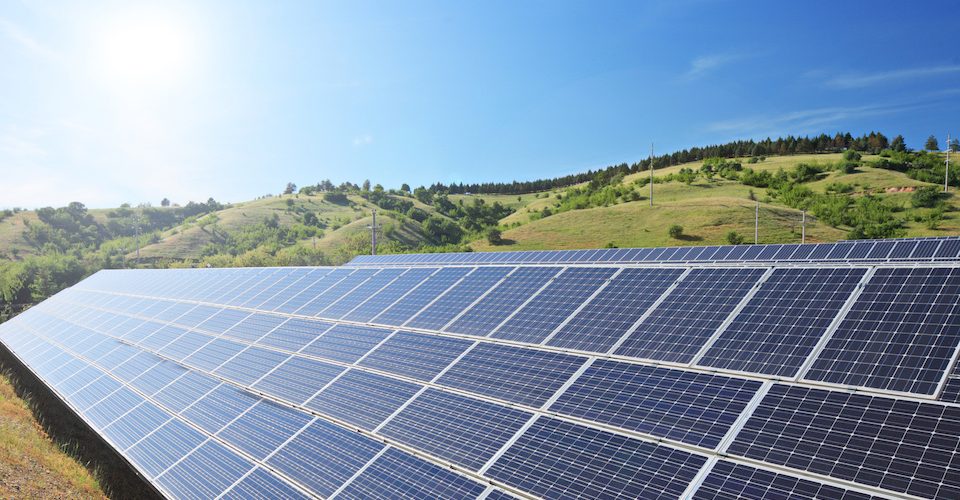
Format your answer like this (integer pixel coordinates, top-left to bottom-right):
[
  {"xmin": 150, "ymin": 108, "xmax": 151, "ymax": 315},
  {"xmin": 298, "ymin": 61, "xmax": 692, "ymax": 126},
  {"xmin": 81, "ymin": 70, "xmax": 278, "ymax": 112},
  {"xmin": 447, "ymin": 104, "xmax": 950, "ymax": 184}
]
[
  {"xmin": 368, "ymin": 209, "xmax": 380, "ymax": 255},
  {"xmin": 947, "ymin": 133, "xmax": 952, "ymax": 193},
  {"xmin": 649, "ymin": 143, "xmax": 654, "ymax": 206},
  {"xmin": 801, "ymin": 210, "xmax": 806, "ymax": 244},
  {"xmin": 754, "ymin": 201, "xmax": 759, "ymax": 244}
]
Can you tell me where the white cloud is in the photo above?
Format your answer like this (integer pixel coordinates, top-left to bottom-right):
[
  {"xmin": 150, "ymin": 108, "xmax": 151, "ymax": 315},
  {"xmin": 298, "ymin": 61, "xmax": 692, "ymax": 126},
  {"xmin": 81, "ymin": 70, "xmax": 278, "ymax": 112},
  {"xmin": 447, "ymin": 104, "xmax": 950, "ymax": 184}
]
[
  {"xmin": 352, "ymin": 134, "xmax": 373, "ymax": 147},
  {"xmin": 0, "ymin": 17, "xmax": 58, "ymax": 60},
  {"xmin": 682, "ymin": 52, "xmax": 753, "ymax": 80},
  {"xmin": 822, "ymin": 65, "xmax": 960, "ymax": 89},
  {"xmin": 706, "ymin": 101, "xmax": 931, "ymax": 138}
]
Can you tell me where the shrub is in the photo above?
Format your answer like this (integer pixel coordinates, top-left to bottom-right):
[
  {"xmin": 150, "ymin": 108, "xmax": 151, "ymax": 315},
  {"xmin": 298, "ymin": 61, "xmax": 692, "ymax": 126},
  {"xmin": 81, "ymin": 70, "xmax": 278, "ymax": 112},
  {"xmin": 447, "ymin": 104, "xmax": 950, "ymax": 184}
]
[
  {"xmin": 486, "ymin": 228, "xmax": 503, "ymax": 245},
  {"xmin": 668, "ymin": 224, "xmax": 684, "ymax": 239},
  {"xmin": 726, "ymin": 231, "xmax": 744, "ymax": 245},
  {"xmin": 911, "ymin": 186, "xmax": 943, "ymax": 208},
  {"xmin": 842, "ymin": 150, "xmax": 862, "ymax": 162}
]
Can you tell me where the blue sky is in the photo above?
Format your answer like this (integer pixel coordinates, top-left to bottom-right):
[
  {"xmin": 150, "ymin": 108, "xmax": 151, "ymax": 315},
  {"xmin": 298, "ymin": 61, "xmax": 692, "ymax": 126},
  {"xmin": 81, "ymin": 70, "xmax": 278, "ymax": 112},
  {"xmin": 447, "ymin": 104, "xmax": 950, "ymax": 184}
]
[{"xmin": 1, "ymin": 0, "xmax": 958, "ymax": 208}]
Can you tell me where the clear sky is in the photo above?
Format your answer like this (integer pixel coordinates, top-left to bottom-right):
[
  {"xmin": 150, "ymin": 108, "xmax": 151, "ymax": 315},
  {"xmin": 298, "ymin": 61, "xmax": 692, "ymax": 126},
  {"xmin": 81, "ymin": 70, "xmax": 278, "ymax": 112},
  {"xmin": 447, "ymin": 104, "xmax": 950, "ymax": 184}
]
[{"xmin": 1, "ymin": 0, "xmax": 958, "ymax": 208}]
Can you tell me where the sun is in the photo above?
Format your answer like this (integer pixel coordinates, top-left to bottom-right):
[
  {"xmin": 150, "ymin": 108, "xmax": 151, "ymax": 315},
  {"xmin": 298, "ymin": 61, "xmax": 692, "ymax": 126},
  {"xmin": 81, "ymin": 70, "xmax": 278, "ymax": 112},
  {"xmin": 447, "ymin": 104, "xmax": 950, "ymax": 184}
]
[{"xmin": 96, "ymin": 9, "xmax": 194, "ymax": 91}]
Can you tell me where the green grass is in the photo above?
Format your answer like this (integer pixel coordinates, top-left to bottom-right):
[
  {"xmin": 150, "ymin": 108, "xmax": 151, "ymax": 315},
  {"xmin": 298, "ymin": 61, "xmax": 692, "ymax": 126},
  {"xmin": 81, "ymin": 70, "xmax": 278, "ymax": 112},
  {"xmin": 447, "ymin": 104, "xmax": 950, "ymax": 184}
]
[{"xmin": 0, "ymin": 372, "xmax": 104, "ymax": 498}]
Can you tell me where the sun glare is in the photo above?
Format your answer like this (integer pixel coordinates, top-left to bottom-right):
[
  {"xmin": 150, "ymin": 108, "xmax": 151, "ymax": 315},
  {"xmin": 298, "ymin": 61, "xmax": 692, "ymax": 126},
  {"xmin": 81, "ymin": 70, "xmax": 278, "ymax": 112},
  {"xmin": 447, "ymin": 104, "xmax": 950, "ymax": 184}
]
[{"xmin": 97, "ymin": 10, "xmax": 193, "ymax": 91}]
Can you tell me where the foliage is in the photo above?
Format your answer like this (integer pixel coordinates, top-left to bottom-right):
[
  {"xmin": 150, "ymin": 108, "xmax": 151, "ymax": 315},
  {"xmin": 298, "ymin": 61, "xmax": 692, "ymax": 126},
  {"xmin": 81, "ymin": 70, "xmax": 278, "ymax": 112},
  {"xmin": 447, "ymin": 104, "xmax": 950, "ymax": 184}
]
[
  {"xmin": 668, "ymin": 224, "xmax": 684, "ymax": 239},
  {"xmin": 925, "ymin": 135, "xmax": 940, "ymax": 151},
  {"xmin": 726, "ymin": 231, "xmax": 744, "ymax": 245},
  {"xmin": 486, "ymin": 228, "xmax": 503, "ymax": 245},
  {"xmin": 911, "ymin": 186, "xmax": 944, "ymax": 208}
]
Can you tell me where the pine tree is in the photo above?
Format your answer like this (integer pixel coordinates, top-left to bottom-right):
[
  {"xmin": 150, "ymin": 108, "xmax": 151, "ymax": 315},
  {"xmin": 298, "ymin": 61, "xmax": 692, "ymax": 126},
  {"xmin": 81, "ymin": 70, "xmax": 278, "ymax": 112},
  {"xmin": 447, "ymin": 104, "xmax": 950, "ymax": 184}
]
[
  {"xmin": 891, "ymin": 135, "xmax": 907, "ymax": 152},
  {"xmin": 925, "ymin": 135, "xmax": 940, "ymax": 151}
]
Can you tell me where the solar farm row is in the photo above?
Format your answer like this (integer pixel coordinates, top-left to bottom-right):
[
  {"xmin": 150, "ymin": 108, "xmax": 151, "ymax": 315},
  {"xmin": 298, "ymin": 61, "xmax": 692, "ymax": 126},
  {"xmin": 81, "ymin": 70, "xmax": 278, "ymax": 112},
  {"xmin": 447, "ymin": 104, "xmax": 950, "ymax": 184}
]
[
  {"xmin": 349, "ymin": 236, "xmax": 960, "ymax": 266},
  {"xmin": 0, "ymin": 244, "xmax": 959, "ymax": 498}
]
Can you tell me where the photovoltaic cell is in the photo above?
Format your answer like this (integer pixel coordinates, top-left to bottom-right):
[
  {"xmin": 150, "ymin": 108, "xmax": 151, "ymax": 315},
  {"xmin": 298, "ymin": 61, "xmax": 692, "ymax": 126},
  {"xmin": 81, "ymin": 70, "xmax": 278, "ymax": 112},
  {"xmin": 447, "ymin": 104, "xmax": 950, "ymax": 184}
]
[
  {"xmin": 155, "ymin": 440, "xmax": 253, "ymax": 499},
  {"xmin": 445, "ymin": 267, "xmax": 560, "ymax": 336},
  {"xmin": 266, "ymin": 418, "xmax": 384, "ymax": 498},
  {"xmin": 273, "ymin": 268, "xmax": 353, "ymax": 314},
  {"xmin": 336, "ymin": 447, "xmax": 487, "ymax": 499},
  {"xmin": 549, "ymin": 360, "xmax": 762, "ymax": 448},
  {"xmin": 492, "ymin": 267, "xmax": 617, "ymax": 344},
  {"xmin": 295, "ymin": 268, "xmax": 380, "ymax": 317},
  {"xmin": 305, "ymin": 369, "xmax": 421, "ymax": 430},
  {"xmin": 728, "ymin": 384, "xmax": 960, "ymax": 499},
  {"xmin": 251, "ymin": 355, "xmax": 344, "ymax": 405},
  {"xmin": 217, "ymin": 399, "xmax": 313, "ymax": 460},
  {"xmin": 547, "ymin": 267, "xmax": 684, "ymax": 352},
  {"xmin": 221, "ymin": 467, "xmax": 310, "ymax": 500},
  {"xmin": 379, "ymin": 388, "xmax": 531, "ymax": 470},
  {"xmin": 372, "ymin": 267, "xmax": 473, "ymax": 326},
  {"xmin": 693, "ymin": 460, "xmax": 879, "ymax": 500},
  {"xmin": 697, "ymin": 268, "xmax": 865, "ymax": 377},
  {"xmin": 358, "ymin": 331, "xmax": 472, "ymax": 382},
  {"xmin": 299, "ymin": 324, "xmax": 392, "ymax": 363},
  {"xmin": 341, "ymin": 267, "xmax": 437, "ymax": 322},
  {"xmin": 318, "ymin": 268, "xmax": 406, "ymax": 319},
  {"xmin": 804, "ymin": 267, "xmax": 960, "ymax": 395},
  {"xmin": 257, "ymin": 317, "xmax": 332, "ymax": 352},
  {"xmin": 487, "ymin": 417, "xmax": 707, "ymax": 500},
  {"xmin": 436, "ymin": 343, "xmax": 586, "ymax": 407},
  {"xmin": 615, "ymin": 268, "xmax": 765, "ymax": 363},
  {"xmin": 404, "ymin": 266, "xmax": 513, "ymax": 330}
]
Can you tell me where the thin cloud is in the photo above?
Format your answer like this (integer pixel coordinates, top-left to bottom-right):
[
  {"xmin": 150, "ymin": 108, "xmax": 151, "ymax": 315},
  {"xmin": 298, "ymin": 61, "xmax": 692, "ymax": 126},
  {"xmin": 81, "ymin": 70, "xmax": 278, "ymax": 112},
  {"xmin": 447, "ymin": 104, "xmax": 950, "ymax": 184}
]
[
  {"xmin": 352, "ymin": 134, "xmax": 373, "ymax": 147},
  {"xmin": 823, "ymin": 65, "xmax": 960, "ymax": 89},
  {"xmin": 706, "ymin": 102, "xmax": 932, "ymax": 137},
  {"xmin": 0, "ymin": 17, "xmax": 58, "ymax": 60},
  {"xmin": 682, "ymin": 52, "xmax": 752, "ymax": 80}
]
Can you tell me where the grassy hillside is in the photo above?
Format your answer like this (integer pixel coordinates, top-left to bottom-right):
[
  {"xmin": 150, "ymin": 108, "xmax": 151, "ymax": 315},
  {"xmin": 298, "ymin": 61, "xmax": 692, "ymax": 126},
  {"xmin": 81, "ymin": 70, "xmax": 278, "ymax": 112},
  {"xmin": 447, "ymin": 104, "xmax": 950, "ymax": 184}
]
[{"xmin": 0, "ymin": 372, "xmax": 104, "ymax": 498}]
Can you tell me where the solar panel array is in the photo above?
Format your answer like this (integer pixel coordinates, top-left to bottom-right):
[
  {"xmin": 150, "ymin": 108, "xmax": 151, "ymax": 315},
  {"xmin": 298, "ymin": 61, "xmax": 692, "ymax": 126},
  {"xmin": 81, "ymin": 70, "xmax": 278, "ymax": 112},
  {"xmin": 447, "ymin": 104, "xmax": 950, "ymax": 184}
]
[{"xmin": 2, "ymin": 236, "xmax": 960, "ymax": 499}]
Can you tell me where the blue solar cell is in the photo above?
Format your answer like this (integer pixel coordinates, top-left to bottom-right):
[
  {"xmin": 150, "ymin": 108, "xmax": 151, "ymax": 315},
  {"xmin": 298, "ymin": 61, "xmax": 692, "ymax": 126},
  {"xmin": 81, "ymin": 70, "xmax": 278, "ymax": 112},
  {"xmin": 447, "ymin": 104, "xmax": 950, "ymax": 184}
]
[
  {"xmin": 728, "ymin": 384, "xmax": 960, "ymax": 500},
  {"xmin": 299, "ymin": 324, "xmax": 393, "ymax": 363},
  {"xmin": 220, "ymin": 313, "xmax": 286, "ymax": 343},
  {"xmin": 405, "ymin": 267, "xmax": 513, "ymax": 330},
  {"xmin": 805, "ymin": 267, "xmax": 960, "ymax": 395},
  {"xmin": 84, "ymin": 387, "xmax": 144, "ymax": 428},
  {"xmin": 138, "ymin": 325, "xmax": 188, "ymax": 352},
  {"xmin": 339, "ymin": 268, "xmax": 438, "ymax": 323},
  {"xmin": 217, "ymin": 399, "xmax": 313, "ymax": 460},
  {"xmin": 694, "ymin": 460, "xmax": 880, "ymax": 500},
  {"xmin": 252, "ymin": 355, "xmax": 344, "ymax": 405},
  {"xmin": 318, "ymin": 268, "xmax": 406, "ymax": 318},
  {"xmin": 266, "ymin": 418, "xmax": 384, "ymax": 497},
  {"xmin": 214, "ymin": 346, "xmax": 290, "ymax": 386},
  {"xmin": 154, "ymin": 371, "xmax": 220, "ymax": 413},
  {"xmin": 183, "ymin": 338, "xmax": 247, "ymax": 372},
  {"xmin": 487, "ymin": 417, "xmax": 706, "ymax": 500},
  {"xmin": 372, "ymin": 267, "xmax": 473, "ymax": 326},
  {"xmin": 129, "ymin": 360, "xmax": 189, "ymax": 396},
  {"xmin": 257, "ymin": 269, "xmax": 331, "ymax": 312},
  {"xmin": 181, "ymin": 383, "xmax": 259, "ymax": 434},
  {"xmin": 273, "ymin": 268, "xmax": 354, "ymax": 314},
  {"xmin": 241, "ymin": 268, "xmax": 314, "ymax": 309},
  {"xmin": 336, "ymin": 447, "xmax": 488, "ymax": 499},
  {"xmin": 126, "ymin": 418, "xmax": 205, "ymax": 478},
  {"xmin": 112, "ymin": 351, "xmax": 163, "ymax": 383},
  {"xmin": 305, "ymin": 369, "xmax": 421, "ymax": 430},
  {"xmin": 359, "ymin": 331, "xmax": 472, "ymax": 381},
  {"xmin": 379, "ymin": 388, "xmax": 531, "ymax": 470},
  {"xmin": 102, "ymin": 401, "xmax": 171, "ymax": 450},
  {"xmin": 446, "ymin": 267, "xmax": 560, "ymax": 336},
  {"xmin": 257, "ymin": 317, "xmax": 333, "ymax": 352},
  {"xmin": 436, "ymin": 343, "xmax": 586, "ymax": 407},
  {"xmin": 221, "ymin": 467, "xmax": 310, "ymax": 500},
  {"xmin": 697, "ymin": 268, "xmax": 865, "ymax": 377},
  {"xmin": 547, "ymin": 268, "xmax": 684, "ymax": 352},
  {"xmin": 616, "ymin": 268, "xmax": 766, "ymax": 363},
  {"xmin": 156, "ymin": 440, "xmax": 253, "ymax": 499},
  {"xmin": 158, "ymin": 330, "xmax": 211, "ymax": 361},
  {"xmin": 491, "ymin": 267, "xmax": 618, "ymax": 344},
  {"xmin": 296, "ymin": 269, "xmax": 380, "ymax": 316},
  {"xmin": 549, "ymin": 360, "xmax": 762, "ymax": 448}
]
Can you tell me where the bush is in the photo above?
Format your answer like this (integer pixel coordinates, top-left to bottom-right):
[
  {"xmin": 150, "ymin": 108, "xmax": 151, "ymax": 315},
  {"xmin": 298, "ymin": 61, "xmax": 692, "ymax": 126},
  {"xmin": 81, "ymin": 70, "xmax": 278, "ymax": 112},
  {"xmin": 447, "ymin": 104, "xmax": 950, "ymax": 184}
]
[
  {"xmin": 911, "ymin": 186, "xmax": 943, "ymax": 208},
  {"xmin": 486, "ymin": 228, "xmax": 503, "ymax": 245},
  {"xmin": 842, "ymin": 150, "xmax": 862, "ymax": 162},
  {"xmin": 668, "ymin": 224, "xmax": 684, "ymax": 239},
  {"xmin": 726, "ymin": 231, "xmax": 744, "ymax": 245}
]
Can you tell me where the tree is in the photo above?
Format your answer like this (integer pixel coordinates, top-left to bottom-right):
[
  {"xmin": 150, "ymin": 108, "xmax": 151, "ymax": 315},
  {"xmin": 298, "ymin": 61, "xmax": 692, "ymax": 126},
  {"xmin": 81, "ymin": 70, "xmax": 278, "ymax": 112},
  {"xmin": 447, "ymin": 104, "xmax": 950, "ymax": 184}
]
[
  {"xmin": 668, "ymin": 224, "xmax": 684, "ymax": 239},
  {"xmin": 486, "ymin": 228, "xmax": 503, "ymax": 245},
  {"xmin": 925, "ymin": 135, "xmax": 940, "ymax": 151},
  {"xmin": 161, "ymin": 198, "xmax": 171, "ymax": 207},
  {"xmin": 726, "ymin": 231, "xmax": 744, "ymax": 245},
  {"xmin": 400, "ymin": 183, "xmax": 411, "ymax": 194},
  {"xmin": 362, "ymin": 179, "xmax": 371, "ymax": 192},
  {"xmin": 950, "ymin": 138, "xmax": 960, "ymax": 152},
  {"xmin": 891, "ymin": 135, "xmax": 907, "ymax": 152},
  {"xmin": 283, "ymin": 182, "xmax": 297, "ymax": 195}
]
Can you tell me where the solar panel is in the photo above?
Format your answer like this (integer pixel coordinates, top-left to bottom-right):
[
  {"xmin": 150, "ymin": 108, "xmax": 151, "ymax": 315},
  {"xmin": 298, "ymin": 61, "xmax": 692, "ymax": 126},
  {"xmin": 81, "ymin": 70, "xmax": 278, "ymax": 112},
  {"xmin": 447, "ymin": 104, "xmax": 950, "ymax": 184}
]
[
  {"xmin": 804, "ymin": 267, "xmax": 960, "ymax": 395},
  {"xmin": 614, "ymin": 268, "xmax": 766, "ymax": 362},
  {"xmin": 546, "ymin": 267, "xmax": 684, "ymax": 352},
  {"xmin": 5, "ymin": 238, "xmax": 960, "ymax": 499},
  {"xmin": 696, "ymin": 268, "xmax": 865, "ymax": 377}
]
